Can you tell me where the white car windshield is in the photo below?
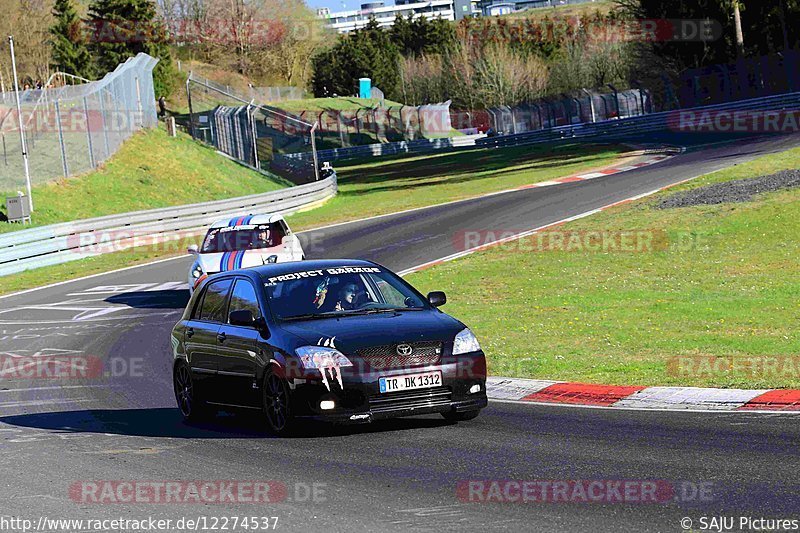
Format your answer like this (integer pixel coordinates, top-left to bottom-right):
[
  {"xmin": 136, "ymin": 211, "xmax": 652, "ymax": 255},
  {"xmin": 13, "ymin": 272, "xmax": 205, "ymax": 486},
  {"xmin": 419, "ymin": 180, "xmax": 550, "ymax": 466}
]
[{"xmin": 201, "ymin": 224, "xmax": 284, "ymax": 253}]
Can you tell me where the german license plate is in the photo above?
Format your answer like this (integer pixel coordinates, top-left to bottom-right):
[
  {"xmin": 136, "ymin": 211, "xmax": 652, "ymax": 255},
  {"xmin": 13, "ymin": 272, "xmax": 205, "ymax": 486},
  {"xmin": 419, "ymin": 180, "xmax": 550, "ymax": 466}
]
[{"xmin": 379, "ymin": 371, "xmax": 442, "ymax": 393}]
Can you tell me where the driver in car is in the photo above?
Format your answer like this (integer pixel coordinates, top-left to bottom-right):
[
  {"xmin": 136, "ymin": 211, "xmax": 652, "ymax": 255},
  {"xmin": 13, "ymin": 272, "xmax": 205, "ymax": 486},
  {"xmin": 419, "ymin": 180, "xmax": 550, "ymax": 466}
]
[
  {"xmin": 249, "ymin": 229, "xmax": 270, "ymax": 249},
  {"xmin": 334, "ymin": 282, "xmax": 360, "ymax": 311}
]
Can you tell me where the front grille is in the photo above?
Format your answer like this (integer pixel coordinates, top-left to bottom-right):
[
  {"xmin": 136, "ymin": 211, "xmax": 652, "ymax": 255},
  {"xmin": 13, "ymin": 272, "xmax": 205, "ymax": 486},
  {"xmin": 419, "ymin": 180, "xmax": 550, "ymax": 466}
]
[
  {"xmin": 368, "ymin": 386, "xmax": 452, "ymax": 414},
  {"xmin": 356, "ymin": 341, "xmax": 442, "ymax": 370}
]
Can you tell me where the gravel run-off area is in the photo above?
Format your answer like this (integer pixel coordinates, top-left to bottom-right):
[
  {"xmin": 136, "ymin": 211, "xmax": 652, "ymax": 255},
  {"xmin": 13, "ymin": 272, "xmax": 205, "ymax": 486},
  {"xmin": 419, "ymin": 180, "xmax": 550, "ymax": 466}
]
[{"xmin": 658, "ymin": 169, "xmax": 800, "ymax": 208}]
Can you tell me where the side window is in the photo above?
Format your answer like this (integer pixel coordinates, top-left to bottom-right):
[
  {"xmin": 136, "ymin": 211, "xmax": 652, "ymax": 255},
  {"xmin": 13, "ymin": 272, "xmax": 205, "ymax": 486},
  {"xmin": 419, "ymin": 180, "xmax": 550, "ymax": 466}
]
[
  {"xmin": 369, "ymin": 274, "xmax": 407, "ymax": 307},
  {"xmin": 199, "ymin": 278, "xmax": 233, "ymax": 323},
  {"xmin": 228, "ymin": 279, "xmax": 262, "ymax": 322},
  {"xmin": 190, "ymin": 289, "xmax": 205, "ymax": 319},
  {"xmin": 272, "ymin": 222, "xmax": 286, "ymax": 245}
]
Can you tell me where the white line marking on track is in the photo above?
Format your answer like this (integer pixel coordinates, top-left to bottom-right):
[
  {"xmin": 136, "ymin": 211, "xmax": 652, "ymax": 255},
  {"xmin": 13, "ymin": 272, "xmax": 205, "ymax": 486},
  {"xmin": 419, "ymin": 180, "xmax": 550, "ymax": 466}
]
[
  {"xmin": 0, "ymin": 398, "xmax": 94, "ymax": 408},
  {"xmin": 0, "ymin": 385, "xmax": 106, "ymax": 393},
  {"xmin": 0, "ymin": 255, "xmax": 191, "ymax": 301},
  {"xmin": 398, "ymin": 163, "xmax": 726, "ymax": 276}
]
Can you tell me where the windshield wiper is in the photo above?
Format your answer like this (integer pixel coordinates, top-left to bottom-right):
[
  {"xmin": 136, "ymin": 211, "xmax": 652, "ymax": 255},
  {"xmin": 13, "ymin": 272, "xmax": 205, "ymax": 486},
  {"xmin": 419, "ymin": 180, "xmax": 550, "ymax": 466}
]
[
  {"xmin": 282, "ymin": 312, "xmax": 342, "ymax": 321},
  {"xmin": 282, "ymin": 307, "xmax": 424, "ymax": 321},
  {"xmin": 341, "ymin": 307, "xmax": 424, "ymax": 315}
]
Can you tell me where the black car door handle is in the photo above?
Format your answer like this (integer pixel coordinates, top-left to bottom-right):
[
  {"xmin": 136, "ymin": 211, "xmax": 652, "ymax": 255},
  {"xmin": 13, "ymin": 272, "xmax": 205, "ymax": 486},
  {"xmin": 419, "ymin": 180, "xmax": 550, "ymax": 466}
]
[
  {"xmin": 217, "ymin": 332, "xmax": 227, "ymax": 343},
  {"xmin": 186, "ymin": 328, "xmax": 194, "ymax": 338}
]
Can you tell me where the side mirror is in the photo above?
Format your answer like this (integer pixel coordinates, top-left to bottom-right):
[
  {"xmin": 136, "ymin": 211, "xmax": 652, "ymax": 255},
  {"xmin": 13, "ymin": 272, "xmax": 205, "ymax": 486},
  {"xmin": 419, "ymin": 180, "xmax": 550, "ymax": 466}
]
[
  {"xmin": 255, "ymin": 316, "xmax": 271, "ymax": 339},
  {"xmin": 187, "ymin": 244, "xmax": 199, "ymax": 254},
  {"xmin": 229, "ymin": 309, "xmax": 255, "ymax": 327},
  {"xmin": 427, "ymin": 291, "xmax": 446, "ymax": 308}
]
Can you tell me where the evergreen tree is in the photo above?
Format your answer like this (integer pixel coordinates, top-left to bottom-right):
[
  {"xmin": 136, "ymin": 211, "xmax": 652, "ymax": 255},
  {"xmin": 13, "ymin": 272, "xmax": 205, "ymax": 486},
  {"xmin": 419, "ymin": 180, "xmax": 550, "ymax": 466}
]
[
  {"xmin": 390, "ymin": 14, "xmax": 455, "ymax": 57},
  {"xmin": 311, "ymin": 18, "xmax": 401, "ymax": 99},
  {"xmin": 50, "ymin": 0, "xmax": 96, "ymax": 78},
  {"xmin": 88, "ymin": 0, "xmax": 176, "ymax": 97},
  {"xmin": 390, "ymin": 14, "xmax": 415, "ymax": 56}
]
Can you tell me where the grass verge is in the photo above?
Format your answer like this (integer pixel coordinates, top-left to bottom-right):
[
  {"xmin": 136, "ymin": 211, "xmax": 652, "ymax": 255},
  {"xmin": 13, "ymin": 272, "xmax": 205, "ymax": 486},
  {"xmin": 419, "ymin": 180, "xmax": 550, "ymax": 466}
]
[
  {"xmin": 0, "ymin": 127, "xmax": 290, "ymax": 232},
  {"xmin": 287, "ymin": 143, "xmax": 626, "ymax": 230},
  {"xmin": 276, "ymin": 97, "xmax": 403, "ymax": 113},
  {"xmin": 407, "ymin": 146, "xmax": 800, "ymax": 389}
]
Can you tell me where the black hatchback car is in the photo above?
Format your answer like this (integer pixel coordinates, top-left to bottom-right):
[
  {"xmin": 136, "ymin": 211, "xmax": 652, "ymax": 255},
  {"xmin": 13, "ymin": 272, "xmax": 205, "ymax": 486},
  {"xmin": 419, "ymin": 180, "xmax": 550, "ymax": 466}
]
[{"xmin": 171, "ymin": 259, "xmax": 488, "ymax": 434}]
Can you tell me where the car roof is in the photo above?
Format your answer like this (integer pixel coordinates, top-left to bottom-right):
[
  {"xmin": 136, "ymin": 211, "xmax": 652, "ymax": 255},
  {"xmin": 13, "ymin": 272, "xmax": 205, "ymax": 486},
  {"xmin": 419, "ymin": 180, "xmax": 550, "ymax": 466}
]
[
  {"xmin": 250, "ymin": 259, "xmax": 381, "ymax": 279},
  {"xmin": 209, "ymin": 214, "xmax": 284, "ymax": 229}
]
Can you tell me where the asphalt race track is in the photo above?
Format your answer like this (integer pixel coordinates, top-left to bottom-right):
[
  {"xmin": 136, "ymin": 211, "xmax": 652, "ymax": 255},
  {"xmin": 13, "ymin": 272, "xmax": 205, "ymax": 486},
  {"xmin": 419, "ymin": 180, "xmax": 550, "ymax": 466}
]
[{"xmin": 1, "ymin": 133, "xmax": 799, "ymax": 532}]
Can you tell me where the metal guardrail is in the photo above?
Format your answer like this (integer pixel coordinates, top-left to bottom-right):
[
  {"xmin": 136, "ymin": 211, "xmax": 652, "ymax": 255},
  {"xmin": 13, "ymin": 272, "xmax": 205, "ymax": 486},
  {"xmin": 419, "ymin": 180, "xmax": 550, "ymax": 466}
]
[
  {"xmin": 281, "ymin": 134, "xmax": 485, "ymax": 163},
  {"xmin": 0, "ymin": 176, "xmax": 337, "ymax": 277}
]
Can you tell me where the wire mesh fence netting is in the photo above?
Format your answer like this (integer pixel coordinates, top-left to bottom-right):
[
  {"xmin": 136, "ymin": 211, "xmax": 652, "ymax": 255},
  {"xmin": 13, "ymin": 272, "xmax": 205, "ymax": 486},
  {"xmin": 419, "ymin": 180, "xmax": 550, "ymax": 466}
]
[{"xmin": 0, "ymin": 53, "xmax": 159, "ymax": 194}]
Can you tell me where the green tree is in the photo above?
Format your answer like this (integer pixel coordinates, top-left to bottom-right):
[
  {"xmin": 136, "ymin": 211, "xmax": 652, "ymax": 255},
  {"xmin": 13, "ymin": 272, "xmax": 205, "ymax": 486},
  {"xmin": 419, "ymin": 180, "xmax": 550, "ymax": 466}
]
[
  {"xmin": 88, "ymin": 0, "xmax": 176, "ymax": 97},
  {"xmin": 311, "ymin": 19, "xmax": 400, "ymax": 99},
  {"xmin": 50, "ymin": 0, "xmax": 96, "ymax": 78},
  {"xmin": 390, "ymin": 14, "xmax": 415, "ymax": 55},
  {"xmin": 390, "ymin": 14, "xmax": 455, "ymax": 56}
]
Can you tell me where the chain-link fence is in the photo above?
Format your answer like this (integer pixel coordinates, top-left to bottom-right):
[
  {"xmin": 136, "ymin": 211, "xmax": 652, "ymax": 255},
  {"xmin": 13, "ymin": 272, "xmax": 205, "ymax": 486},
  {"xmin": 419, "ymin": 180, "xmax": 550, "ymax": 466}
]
[
  {"xmin": 249, "ymin": 86, "xmax": 305, "ymax": 102},
  {"xmin": 300, "ymin": 102, "xmax": 453, "ymax": 148},
  {"xmin": 185, "ymin": 73, "xmax": 458, "ymax": 177},
  {"xmin": 186, "ymin": 73, "xmax": 320, "ymax": 184},
  {"xmin": 0, "ymin": 53, "xmax": 158, "ymax": 193},
  {"xmin": 448, "ymin": 88, "xmax": 649, "ymax": 135}
]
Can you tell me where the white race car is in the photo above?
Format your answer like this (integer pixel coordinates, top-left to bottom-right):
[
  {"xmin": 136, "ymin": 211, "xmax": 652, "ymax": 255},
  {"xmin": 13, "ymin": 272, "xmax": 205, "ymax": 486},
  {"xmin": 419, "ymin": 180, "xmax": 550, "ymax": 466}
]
[{"xmin": 187, "ymin": 214, "xmax": 304, "ymax": 292}]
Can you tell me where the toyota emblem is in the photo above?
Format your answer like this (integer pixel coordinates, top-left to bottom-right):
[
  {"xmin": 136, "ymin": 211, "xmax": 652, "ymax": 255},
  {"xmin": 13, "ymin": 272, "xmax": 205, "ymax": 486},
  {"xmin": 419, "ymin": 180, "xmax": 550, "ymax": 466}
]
[{"xmin": 396, "ymin": 343, "xmax": 413, "ymax": 356}]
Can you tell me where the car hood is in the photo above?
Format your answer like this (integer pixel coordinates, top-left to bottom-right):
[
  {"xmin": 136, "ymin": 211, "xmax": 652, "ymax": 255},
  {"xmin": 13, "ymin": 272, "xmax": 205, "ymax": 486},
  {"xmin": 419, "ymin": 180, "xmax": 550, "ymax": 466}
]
[
  {"xmin": 280, "ymin": 310, "xmax": 465, "ymax": 353},
  {"xmin": 197, "ymin": 247, "xmax": 290, "ymax": 273}
]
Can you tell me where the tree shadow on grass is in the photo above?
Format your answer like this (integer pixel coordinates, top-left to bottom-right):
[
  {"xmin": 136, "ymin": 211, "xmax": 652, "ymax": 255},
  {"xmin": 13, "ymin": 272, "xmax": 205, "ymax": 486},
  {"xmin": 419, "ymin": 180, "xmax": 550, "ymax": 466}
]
[
  {"xmin": 340, "ymin": 145, "xmax": 622, "ymax": 187},
  {"xmin": 337, "ymin": 152, "xmax": 623, "ymax": 197}
]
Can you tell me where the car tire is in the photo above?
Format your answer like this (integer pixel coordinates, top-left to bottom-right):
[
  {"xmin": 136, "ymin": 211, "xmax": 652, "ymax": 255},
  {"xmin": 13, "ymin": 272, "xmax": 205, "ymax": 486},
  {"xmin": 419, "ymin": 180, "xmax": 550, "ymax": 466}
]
[
  {"xmin": 441, "ymin": 409, "xmax": 480, "ymax": 422},
  {"xmin": 262, "ymin": 367, "xmax": 294, "ymax": 435},
  {"xmin": 173, "ymin": 362, "xmax": 212, "ymax": 422}
]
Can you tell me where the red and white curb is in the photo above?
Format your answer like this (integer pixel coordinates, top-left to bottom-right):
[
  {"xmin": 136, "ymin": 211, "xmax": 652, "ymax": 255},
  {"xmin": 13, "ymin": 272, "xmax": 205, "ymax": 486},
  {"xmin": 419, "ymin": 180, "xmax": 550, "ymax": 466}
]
[
  {"xmin": 508, "ymin": 152, "xmax": 676, "ymax": 191},
  {"xmin": 487, "ymin": 377, "xmax": 800, "ymax": 412}
]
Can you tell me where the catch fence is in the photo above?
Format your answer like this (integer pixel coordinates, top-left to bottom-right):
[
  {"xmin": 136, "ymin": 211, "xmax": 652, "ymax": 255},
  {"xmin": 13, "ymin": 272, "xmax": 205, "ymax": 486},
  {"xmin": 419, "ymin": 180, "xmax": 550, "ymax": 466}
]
[
  {"xmin": 186, "ymin": 74, "xmax": 319, "ymax": 183},
  {"xmin": 0, "ymin": 53, "xmax": 159, "ymax": 193}
]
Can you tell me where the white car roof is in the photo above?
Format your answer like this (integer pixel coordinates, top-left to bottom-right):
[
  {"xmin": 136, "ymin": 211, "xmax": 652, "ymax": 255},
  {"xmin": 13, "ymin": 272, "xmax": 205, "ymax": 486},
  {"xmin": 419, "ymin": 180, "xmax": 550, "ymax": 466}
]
[{"xmin": 208, "ymin": 214, "xmax": 285, "ymax": 229}]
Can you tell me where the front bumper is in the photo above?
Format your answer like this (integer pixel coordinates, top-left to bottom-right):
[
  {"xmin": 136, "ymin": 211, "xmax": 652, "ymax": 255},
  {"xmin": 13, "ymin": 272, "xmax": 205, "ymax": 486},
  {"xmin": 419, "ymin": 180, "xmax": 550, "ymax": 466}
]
[{"xmin": 288, "ymin": 352, "xmax": 488, "ymax": 424}]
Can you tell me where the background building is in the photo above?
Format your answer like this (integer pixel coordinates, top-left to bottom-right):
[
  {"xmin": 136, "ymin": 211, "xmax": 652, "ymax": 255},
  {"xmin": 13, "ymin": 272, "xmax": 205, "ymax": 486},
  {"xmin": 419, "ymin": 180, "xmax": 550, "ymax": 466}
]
[
  {"xmin": 320, "ymin": 0, "xmax": 479, "ymax": 33},
  {"xmin": 317, "ymin": 0, "xmax": 603, "ymax": 32}
]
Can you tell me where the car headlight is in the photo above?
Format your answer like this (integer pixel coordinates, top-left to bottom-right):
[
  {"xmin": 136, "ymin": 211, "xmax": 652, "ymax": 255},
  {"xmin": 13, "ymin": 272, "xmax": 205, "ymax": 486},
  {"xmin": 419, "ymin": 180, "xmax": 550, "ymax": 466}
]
[
  {"xmin": 453, "ymin": 328, "xmax": 481, "ymax": 355},
  {"xmin": 295, "ymin": 346, "xmax": 353, "ymax": 369},
  {"xmin": 191, "ymin": 263, "xmax": 203, "ymax": 279}
]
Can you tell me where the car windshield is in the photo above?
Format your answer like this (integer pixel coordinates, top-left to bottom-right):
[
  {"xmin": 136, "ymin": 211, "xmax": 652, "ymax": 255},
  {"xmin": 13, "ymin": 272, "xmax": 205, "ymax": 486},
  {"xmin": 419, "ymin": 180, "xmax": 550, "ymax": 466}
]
[
  {"xmin": 263, "ymin": 265, "xmax": 427, "ymax": 320},
  {"xmin": 201, "ymin": 224, "xmax": 284, "ymax": 253}
]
